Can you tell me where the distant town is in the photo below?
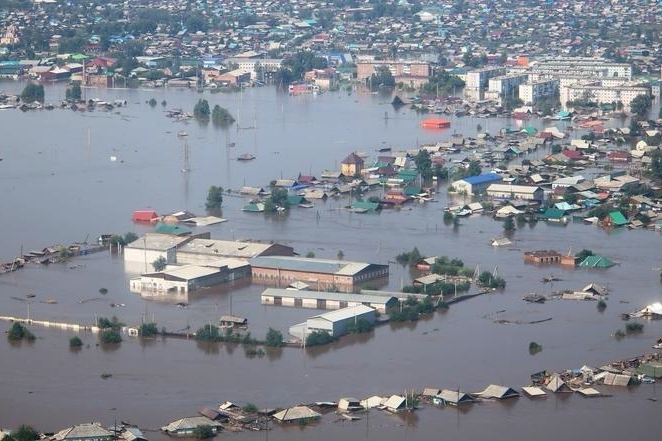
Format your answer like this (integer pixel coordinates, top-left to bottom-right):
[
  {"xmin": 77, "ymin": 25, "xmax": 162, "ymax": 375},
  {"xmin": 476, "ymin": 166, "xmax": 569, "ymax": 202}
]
[{"xmin": 2, "ymin": 0, "xmax": 662, "ymax": 440}]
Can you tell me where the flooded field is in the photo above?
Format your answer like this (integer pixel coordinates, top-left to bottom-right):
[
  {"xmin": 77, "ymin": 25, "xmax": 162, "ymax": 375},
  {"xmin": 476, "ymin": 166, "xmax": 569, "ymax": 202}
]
[{"xmin": 0, "ymin": 82, "xmax": 661, "ymax": 437}]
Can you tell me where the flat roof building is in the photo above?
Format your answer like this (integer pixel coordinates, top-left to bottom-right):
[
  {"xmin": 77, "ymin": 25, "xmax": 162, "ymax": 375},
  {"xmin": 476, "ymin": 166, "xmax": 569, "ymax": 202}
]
[
  {"xmin": 251, "ymin": 256, "xmax": 389, "ymax": 293},
  {"xmin": 176, "ymin": 239, "xmax": 293, "ymax": 265},
  {"xmin": 452, "ymin": 173, "xmax": 503, "ymax": 195},
  {"xmin": 486, "ymin": 184, "xmax": 544, "ymax": 201},
  {"xmin": 261, "ymin": 288, "xmax": 398, "ymax": 313}
]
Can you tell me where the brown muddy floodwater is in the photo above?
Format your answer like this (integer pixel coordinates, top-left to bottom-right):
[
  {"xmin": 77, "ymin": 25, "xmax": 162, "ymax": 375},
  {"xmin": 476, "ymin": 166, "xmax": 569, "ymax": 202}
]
[{"xmin": 0, "ymin": 82, "xmax": 661, "ymax": 439}]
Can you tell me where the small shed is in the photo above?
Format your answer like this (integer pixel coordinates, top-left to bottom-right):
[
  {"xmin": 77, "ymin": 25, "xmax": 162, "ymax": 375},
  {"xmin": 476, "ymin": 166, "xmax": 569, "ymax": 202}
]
[
  {"xmin": 338, "ymin": 397, "xmax": 363, "ymax": 412},
  {"xmin": 522, "ymin": 386, "xmax": 547, "ymax": 398},
  {"xmin": 132, "ymin": 210, "xmax": 159, "ymax": 222}
]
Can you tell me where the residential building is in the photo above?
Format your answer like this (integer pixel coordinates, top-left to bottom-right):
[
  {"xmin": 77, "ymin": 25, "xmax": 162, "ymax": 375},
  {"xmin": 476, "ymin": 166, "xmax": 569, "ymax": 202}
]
[
  {"xmin": 530, "ymin": 57, "xmax": 632, "ymax": 80},
  {"xmin": 250, "ymin": 256, "xmax": 389, "ymax": 293},
  {"xmin": 486, "ymin": 74, "xmax": 528, "ymax": 102},
  {"xmin": 341, "ymin": 152, "xmax": 364, "ymax": 177},
  {"xmin": 465, "ymin": 67, "xmax": 507, "ymax": 90},
  {"xmin": 288, "ymin": 304, "xmax": 376, "ymax": 339},
  {"xmin": 215, "ymin": 68, "xmax": 251, "ymax": 86},
  {"xmin": 224, "ymin": 58, "xmax": 283, "ymax": 80},
  {"xmin": 519, "ymin": 79, "xmax": 559, "ymax": 106},
  {"xmin": 560, "ymin": 82, "xmax": 651, "ymax": 111},
  {"xmin": 161, "ymin": 417, "xmax": 222, "ymax": 437},
  {"xmin": 52, "ymin": 423, "xmax": 113, "ymax": 441},
  {"xmin": 356, "ymin": 60, "xmax": 430, "ymax": 81}
]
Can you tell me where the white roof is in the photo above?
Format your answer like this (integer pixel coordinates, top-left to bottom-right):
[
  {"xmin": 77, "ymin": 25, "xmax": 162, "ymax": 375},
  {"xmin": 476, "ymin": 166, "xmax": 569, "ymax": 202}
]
[
  {"xmin": 361, "ymin": 396, "xmax": 385, "ymax": 409},
  {"xmin": 311, "ymin": 305, "xmax": 375, "ymax": 323},
  {"xmin": 522, "ymin": 386, "xmax": 547, "ymax": 397},
  {"xmin": 163, "ymin": 417, "xmax": 220, "ymax": 432},
  {"xmin": 177, "ymin": 238, "xmax": 276, "ymax": 258},
  {"xmin": 127, "ymin": 233, "xmax": 190, "ymax": 251},
  {"xmin": 384, "ymin": 394, "xmax": 406, "ymax": 410},
  {"xmin": 487, "ymin": 184, "xmax": 541, "ymax": 194}
]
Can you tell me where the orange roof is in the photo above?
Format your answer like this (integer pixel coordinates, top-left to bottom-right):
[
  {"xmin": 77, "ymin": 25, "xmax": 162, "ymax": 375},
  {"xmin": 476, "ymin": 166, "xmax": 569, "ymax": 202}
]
[{"xmin": 421, "ymin": 118, "xmax": 450, "ymax": 129}]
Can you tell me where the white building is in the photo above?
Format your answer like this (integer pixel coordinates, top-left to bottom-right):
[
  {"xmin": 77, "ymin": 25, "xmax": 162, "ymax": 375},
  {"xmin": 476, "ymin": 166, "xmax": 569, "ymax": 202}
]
[
  {"xmin": 224, "ymin": 58, "xmax": 284, "ymax": 79},
  {"xmin": 530, "ymin": 57, "xmax": 632, "ymax": 80},
  {"xmin": 289, "ymin": 304, "xmax": 376, "ymax": 339},
  {"xmin": 486, "ymin": 74, "xmax": 528, "ymax": 102},
  {"xmin": 486, "ymin": 184, "xmax": 544, "ymax": 201},
  {"xmin": 519, "ymin": 79, "xmax": 559, "ymax": 105},
  {"xmin": 465, "ymin": 66, "xmax": 507, "ymax": 90},
  {"xmin": 560, "ymin": 82, "xmax": 651, "ymax": 111},
  {"xmin": 123, "ymin": 234, "xmax": 193, "ymax": 267}
]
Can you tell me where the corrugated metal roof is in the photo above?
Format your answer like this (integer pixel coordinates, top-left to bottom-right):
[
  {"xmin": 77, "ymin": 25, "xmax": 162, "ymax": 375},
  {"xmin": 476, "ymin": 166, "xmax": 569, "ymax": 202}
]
[
  {"xmin": 127, "ymin": 233, "xmax": 190, "ymax": 251},
  {"xmin": 163, "ymin": 417, "xmax": 221, "ymax": 432},
  {"xmin": 53, "ymin": 423, "xmax": 112, "ymax": 441},
  {"xmin": 178, "ymin": 239, "xmax": 278, "ymax": 258},
  {"xmin": 145, "ymin": 265, "xmax": 221, "ymax": 280},
  {"xmin": 273, "ymin": 406, "xmax": 321, "ymax": 422},
  {"xmin": 460, "ymin": 173, "xmax": 502, "ymax": 185},
  {"xmin": 310, "ymin": 304, "xmax": 375, "ymax": 322},
  {"xmin": 251, "ymin": 256, "xmax": 383, "ymax": 276},
  {"xmin": 478, "ymin": 384, "xmax": 519, "ymax": 399},
  {"xmin": 262, "ymin": 288, "xmax": 396, "ymax": 305}
]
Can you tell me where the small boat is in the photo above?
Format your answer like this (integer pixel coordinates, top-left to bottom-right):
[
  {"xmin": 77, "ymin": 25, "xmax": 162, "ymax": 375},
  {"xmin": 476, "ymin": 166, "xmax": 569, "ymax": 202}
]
[
  {"xmin": 378, "ymin": 147, "xmax": 392, "ymax": 152},
  {"xmin": 237, "ymin": 153, "xmax": 256, "ymax": 161},
  {"xmin": 26, "ymin": 293, "xmax": 35, "ymax": 298},
  {"xmin": 299, "ymin": 203, "xmax": 314, "ymax": 208},
  {"xmin": 177, "ymin": 130, "xmax": 188, "ymax": 137}
]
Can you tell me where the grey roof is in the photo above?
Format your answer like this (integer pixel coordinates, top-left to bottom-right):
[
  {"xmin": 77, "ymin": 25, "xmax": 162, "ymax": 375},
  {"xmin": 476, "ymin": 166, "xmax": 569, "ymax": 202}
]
[
  {"xmin": 162, "ymin": 417, "xmax": 221, "ymax": 432},
  {"xmin": 478, "ymin": 384, "xmax": 519, "ymax": 399},
  {"xmin": 273, "ymin": 406, "xmax": 321, "ymax": 422},
  {"xmin": 262, "ymin": 288, "xmax": 397, "ymax": 305},
  {"xmin": 545, "ymin": 374, "xmax": 571, "ymax": 393},
  {"xmin": 126, "ymin": 233, "xmax": 191, "ymax": 251},
  {"xmin": 178, "ymin": 239, "xmax": 281, "ymax": 259},
  {"xmin": 437, "ymin": 389, "xmax": 475, "ymax": 404},
  {"xmin": 53, "ymin": 423, "xmax": 113, "ymax": 441},
  {"xmin": 251, "ymin": 256, "xmax": 384, "ymax": 276},
  {"xmin": 602, "ymin": 372, "xmax": 633, "ymax": 387}
]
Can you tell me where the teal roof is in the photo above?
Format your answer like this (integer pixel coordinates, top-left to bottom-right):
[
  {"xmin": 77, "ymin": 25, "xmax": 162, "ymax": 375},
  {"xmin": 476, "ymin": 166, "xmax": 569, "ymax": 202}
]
[
  {"xmin": 287, "ymin": 195, "xmax": 305, "ymax": 205},
  {"xmin": 608, "ymin": 211, "xmax": 628, "ymax": 226},
  {"xmin": 579, "ymin": 255, "xmax": 615, "ymax": 268},
  {"xmin": 403, "ymin": 186, "xmax": 422, "ymax": 196},
  {"xmin": 351, "ymin": 201, "xmax": 380, "ymax": 211},
  {"xmin": 154, "ymin": 222, "xmax": 191, "ymax": 235},
  {"xmin": 542, "ymin": 208, "xmax": 565, "ymax": 219}
]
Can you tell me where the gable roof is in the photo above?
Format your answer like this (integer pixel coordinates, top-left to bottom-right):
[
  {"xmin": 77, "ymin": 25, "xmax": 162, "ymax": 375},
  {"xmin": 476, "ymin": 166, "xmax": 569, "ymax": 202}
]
[
  {"xmin": 578, "ymin": 255, "xmax": 615, "ymax": 268},
  {"xmin": 342, "ymin": 152, "xmax": 365, "ymax": 165},
  {"xmin": 460, "ymin": 173, "xmax": 502, "ymax": 185}
]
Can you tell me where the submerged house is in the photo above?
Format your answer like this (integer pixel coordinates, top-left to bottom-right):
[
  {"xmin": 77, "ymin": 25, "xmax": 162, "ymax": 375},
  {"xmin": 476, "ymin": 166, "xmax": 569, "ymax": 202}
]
[
  {"xmin": 161, "ymin": 417, "xmax": 222, "ymax": 436},
  {"xmin": 273, "ymin": 406, "xmax": 321, "ymax": 423},
  {"xmin": 434, "ymin": 390, "xmax": 476, "ymax": 406},
  {"xmin": 477, "ymin": 385, "xmax": 520, "ymax": 400},
  {"xmin": 545, "ymin": 374, "xmax": 572, "ymax": 393},
  {"xmin": 52, "ymin": 423, "xmax": 113, "ymax": 441},
  {"xmin": 578, "ymin": 255, "xmax": 615, "ymax": 268}
]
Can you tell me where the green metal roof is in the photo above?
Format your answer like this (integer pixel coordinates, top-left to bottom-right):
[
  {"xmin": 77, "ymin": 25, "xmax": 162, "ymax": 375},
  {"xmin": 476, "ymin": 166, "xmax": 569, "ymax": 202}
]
[
  {"xmin": 579, "ymin": 255, "xmax": 615, "ymax": 268},
  {"xmin": 542, "ymin": 208, "xmax": 565, "ymax": 219},
  {"xmin": 608, "ymin": 211, "xmax": 628, "ymax": 226},
  {"xmin": 351, "ymin": 201, "xmax": 380, "ymax": 211},
  {"xmin": 154, "ymin": 222, "xmax": 191, "ymax": 235}
]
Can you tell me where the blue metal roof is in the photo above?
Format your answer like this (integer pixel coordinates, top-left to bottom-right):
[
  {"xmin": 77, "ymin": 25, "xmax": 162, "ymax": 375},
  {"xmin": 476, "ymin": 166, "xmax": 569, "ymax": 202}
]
[{"xmin": 461, "ymin": 173, "xmax": 502, "ymax": 185}]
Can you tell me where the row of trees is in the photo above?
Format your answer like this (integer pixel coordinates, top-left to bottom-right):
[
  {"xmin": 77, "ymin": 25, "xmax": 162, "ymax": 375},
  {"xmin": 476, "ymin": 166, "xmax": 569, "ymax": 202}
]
[{"xmin": 194, "ymin": 99, "xmax": 235, "ymax": 127}]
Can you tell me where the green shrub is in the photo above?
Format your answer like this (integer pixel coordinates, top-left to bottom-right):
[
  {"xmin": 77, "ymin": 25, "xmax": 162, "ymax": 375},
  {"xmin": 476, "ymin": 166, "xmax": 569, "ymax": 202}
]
[{"xmin": 69, "ymin": 336, "xmax": 83, "ymax": 348}]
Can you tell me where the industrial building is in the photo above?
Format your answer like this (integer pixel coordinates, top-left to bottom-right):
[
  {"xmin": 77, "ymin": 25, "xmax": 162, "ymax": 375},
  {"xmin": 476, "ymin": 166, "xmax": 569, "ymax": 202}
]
[
  {"xmin": 176, "ymin": 238, "xmax": 293, "ymax": 265},
  {"xmin": 129, "ymin": 259, "xmax": 251, "ymax": 293},
  {"xmin": 123, "ymin": 233, "xmax": 196, "ymax": 267},
  {"xmin": 452, "ymin": 173, "xmax": 503, "ymax": 195},
  {"xmin": 251, "ymin": 256, "xmax": 389, "ymax": 293},
  {"xmin": 260, "ymin": 288, "xmax": 398, "ymax": 313},
  {"xmin": 486, "ymin": 184, "xmax": 544, "ymax": 201},
  {"xmin": 288, "ymin": 304, "xmax": 376, "ymax": 339}
]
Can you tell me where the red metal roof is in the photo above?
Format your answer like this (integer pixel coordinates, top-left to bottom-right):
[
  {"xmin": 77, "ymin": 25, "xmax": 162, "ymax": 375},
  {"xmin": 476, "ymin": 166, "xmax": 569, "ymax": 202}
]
[{"xmin": 132, "ymin": 210, "xmax": 158, "ymax": 222}]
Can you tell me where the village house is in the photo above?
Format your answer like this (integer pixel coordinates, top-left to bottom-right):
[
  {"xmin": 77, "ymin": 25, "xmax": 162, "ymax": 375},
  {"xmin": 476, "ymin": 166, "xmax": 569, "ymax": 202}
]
[
  {"xmin": 51, "ymin": 423, "xmax": 113, "ymax": 441},
  {"xmin": 341, "ymin": 152, "xmax": 364, "ymax": 178},
  {"xmin": 486, "ymin": 183, "xmax": 544, "ymax": 201}
]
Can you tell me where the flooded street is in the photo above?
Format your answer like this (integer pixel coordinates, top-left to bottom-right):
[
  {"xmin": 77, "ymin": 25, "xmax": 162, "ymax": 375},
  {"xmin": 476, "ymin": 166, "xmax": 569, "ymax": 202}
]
[{"xmin": 0, "ymin": 82, "xmax": 661, "ymax": 437}]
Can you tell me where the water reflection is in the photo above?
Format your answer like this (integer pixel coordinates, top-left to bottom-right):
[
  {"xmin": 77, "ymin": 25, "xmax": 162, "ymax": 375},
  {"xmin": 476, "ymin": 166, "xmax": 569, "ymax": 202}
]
[{"xmin": 305, "ymin": 331, "xmax": 376, "ymax": 359}]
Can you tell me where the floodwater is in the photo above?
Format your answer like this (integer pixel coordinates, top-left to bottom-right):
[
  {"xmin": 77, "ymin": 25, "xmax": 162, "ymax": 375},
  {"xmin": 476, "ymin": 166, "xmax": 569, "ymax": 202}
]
[{"xmin": 0, "ymin": 82, "xmax": 661, "ymax": 438}]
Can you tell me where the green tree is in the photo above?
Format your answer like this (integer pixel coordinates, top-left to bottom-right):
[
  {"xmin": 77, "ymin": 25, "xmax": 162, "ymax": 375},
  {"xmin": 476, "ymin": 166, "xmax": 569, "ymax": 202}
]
[
  {"xmin": 69, "ymin": 336, "xmax": 83, "ymax": 348},
  {"xmin": 503, "ymin": 216, "xmax": 515, "ymax": 232},
  {"xmin": 65, "ymin": 83, "xmax": 82, "ymax": 101},
  {"xmin": 575, "ymin": 249, "xmax": 593, "ymax": 262},
  {"xmin": 269, "ymin": 187, "xmax": 290, "ymax": 208},
  {"xmin": 265, "ymin": 327, "xmax": 284, "ymax": 347},
  {"xmin": 20, "ymin": 83, "xmax": 44, "ymax": 103},
  {"xmin": 99, "ymin": 329, "xmax": 122, "ymax": 344},
  {"xmin": 650, "ymin": 150, "xmax": 662, "ymax": 180},
  {"xmin": 97, "ymin": 316, "xmax": 123, "ymax": 330},
  {"xmin": 152, "ymin": 256, "xmax": 166, "ymax": 271},
  {"xmin": 306, "ymin": 330, "xmax": 335, "ymax": 347},
  {"xmin": 194, "ymin": 99, "xmax": 210, "ymax": 119},
  {"xmin": 205, "ymin": 185, "xmax": 224, "ymax": 210},
  {"xmin": 139, "ymin": 322, "xmax": 158, "ymax": 337},
  {"xmin": 123, "ymin": 232, "xmax": 138, "ymax": 244},
  {"xmin": 195, "ymin": 324, "xmax": 220, "ymax": 341},
  {"xmin": 630, "ymin": 94, "xmax": 652, "ymax": 119},
  {"xmin": 466, "ymin": 160, "xmax": 482, "ymax": 177},
  {"xmin": 346, "ymin": 318, "xmax": 374, "ymax": 334},
  {"xmin": 211, "ymin": 105, "xmax": 235, "ymax": 126},
  {"xmin": 7, "ymin": 322, "xmax": 35, "ymax": 341},
  {"xmin": 369, "ymin": 66, "xmax": 395, "ymax": 90},
  {"xmin": 305, "ymin": 251, "xmax": 315, "ymax": 258},
  {"xmin": 414, "ymin": 149, "xmax": 433, "ymax": 181},
  {"xmin": 192, "ymin": 425, "xmax": 215, "ymax": 440},
  {"xmin": 9, "ymin": 425, "xmax": 39, "ymax": 441},
  {"xmin": 337, "ymin": 250, "xmax": 344, "ymax": 260}
]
